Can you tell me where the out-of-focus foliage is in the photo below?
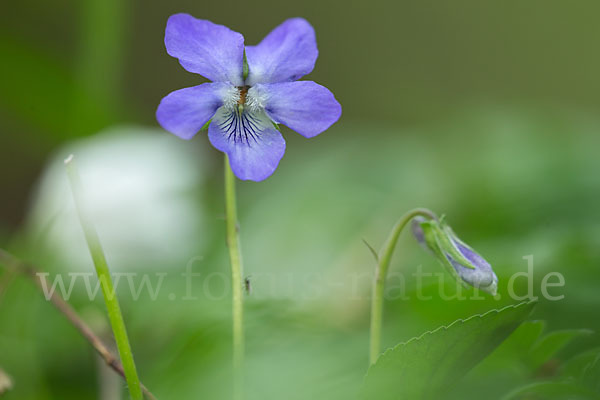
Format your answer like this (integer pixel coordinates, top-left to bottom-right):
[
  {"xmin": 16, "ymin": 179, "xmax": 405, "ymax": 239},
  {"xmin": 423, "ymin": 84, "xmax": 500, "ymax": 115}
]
[
  {"xmin": 1, "ymin": 110, "xmax": 599, "ymax": 399},
  {"xmin": 1, "ymin": 0, "xmax": 600, "ymax": 399}
]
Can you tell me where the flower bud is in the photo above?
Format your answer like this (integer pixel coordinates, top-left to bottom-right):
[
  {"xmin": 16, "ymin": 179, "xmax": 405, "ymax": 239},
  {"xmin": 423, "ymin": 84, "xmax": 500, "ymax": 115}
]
[{"xmin": 411, "ymin": 217, "xmax": 498, "ymax": 295}]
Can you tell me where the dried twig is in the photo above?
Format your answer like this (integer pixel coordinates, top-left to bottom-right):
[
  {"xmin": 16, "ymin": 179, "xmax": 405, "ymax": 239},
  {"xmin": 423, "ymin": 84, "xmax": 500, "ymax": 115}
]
[{"xmin": 0, "ymin": 249, "xmax": 157, "ymax": 400}]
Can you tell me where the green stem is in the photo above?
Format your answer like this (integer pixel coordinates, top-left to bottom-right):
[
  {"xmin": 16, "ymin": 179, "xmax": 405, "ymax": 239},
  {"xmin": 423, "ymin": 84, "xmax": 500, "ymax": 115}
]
[
  {"xmin": 224, "ymin": 155, "xmax": 244, "ymax": 400},
  {"xmin": 65, "ymin": 155, "xmax": 143, "ymax": 400},
  {"xmin": 369, "ymin": 208, "xmax": 438, "ymax": 365}
]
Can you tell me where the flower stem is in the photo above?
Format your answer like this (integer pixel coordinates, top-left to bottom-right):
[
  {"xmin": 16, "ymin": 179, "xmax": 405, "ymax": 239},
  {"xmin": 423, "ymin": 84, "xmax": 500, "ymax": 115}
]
[
  {"xmin": 224, "ymin": 155, "xmax": 244, "ymax": 400},
  {"xmin": 65, "ymin": 155, "xmax": 143, "ymax": 400},
  {"xmin": 369, "ymin": 208, "xmax": 437, "ymax": 365}
]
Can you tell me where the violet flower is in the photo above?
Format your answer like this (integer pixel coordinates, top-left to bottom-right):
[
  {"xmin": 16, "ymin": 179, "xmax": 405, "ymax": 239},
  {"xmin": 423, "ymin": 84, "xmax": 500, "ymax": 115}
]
[
  {"xmin": 156, "ymin": 14, "xmax": 342, "ymax": 181},
  {"xmin": 411, "ymin": 217, "xmax": 499, "ymax": 295}
]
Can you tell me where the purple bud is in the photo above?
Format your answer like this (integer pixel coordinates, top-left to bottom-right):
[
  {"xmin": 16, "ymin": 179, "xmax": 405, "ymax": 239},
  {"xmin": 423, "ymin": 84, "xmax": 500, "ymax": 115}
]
[{"xmin": 412, "ymin": 217, "xmax": 498, "ymax": 295}]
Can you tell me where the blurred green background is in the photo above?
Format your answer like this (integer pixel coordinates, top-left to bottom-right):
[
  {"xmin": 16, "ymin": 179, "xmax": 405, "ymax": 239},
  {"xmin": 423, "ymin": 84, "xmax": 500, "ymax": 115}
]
[{"xmin": 1, "ymin": 0, "xmax": 600, "ymax": 399}]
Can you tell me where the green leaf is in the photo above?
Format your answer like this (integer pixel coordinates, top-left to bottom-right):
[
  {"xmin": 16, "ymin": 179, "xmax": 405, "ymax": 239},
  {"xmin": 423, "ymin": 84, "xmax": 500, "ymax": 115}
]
[
  {"xmin": 360, "ymin": 301, "xmax": 536, "ymax": 400},
  {"xmin": 561, "ymin": 347, "xmax": 600, "ymax": 380},
  {"xmin": 506, "ymin": 320, "xmax": 546, "ymax": 358},
  {"xmin": 468, "ymin": 320, "xmax": 545, "ymax": 375},
  {"xmin": 483, "ymin": 322, "xmax": 593, "ymax": 374},
  {"xmin": 501, "ymin": 381, "xmax": 600, "ymax": 400},
  {"xmin": 583, "ymin": 351, "xmax": 600, "ymax": 392},
  {"xmin": 528, "ymin": 329, "xmax": 593, "ymax": 371}
]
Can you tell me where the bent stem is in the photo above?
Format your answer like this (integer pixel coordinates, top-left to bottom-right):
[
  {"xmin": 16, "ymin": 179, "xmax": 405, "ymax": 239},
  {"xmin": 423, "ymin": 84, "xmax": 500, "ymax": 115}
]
[
  {"xmin": 224, "ymin": 155, "xmax": 244, "ymax": 400},
  {"xmin": 369, "ymin": 208, "xmax": 438, "ymax": 365},
  {"xmin": 65, "ymin": 156, "xmax": 143, "ymax": 400}
]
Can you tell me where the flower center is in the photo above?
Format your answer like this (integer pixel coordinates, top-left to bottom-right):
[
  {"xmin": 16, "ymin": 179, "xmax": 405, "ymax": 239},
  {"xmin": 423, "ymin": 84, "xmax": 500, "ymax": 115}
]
[
  {"xmin": 223, "ymin": 85, "xmax": 266, "ymax": 114},
  {"xmin": 216, "ymin": 85, "xmax": 271, "ymax": 147}
]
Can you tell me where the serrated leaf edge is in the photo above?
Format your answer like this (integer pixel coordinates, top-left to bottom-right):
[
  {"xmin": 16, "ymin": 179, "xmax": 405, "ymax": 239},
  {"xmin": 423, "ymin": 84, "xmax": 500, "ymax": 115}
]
[{"xmin": 364, "ymin": 300, "xmax": 537, "ymax": 381}]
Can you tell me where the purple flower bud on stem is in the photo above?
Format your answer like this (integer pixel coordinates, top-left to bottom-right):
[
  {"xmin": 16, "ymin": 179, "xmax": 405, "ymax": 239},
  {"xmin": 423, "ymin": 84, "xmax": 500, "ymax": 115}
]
[{"xmin": 412, "ymin": 217, "xmax": 498, "ymax": 295}]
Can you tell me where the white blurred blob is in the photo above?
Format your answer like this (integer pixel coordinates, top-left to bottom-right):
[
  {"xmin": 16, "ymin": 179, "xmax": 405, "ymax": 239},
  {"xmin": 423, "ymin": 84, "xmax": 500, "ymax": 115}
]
[
  {"xmin": 0, "ymin": 368, "xmax": 12, "ymax": 395},
  {"xmin": 25, "ymin": 126, "xmax": 207, "ymax": 272}
]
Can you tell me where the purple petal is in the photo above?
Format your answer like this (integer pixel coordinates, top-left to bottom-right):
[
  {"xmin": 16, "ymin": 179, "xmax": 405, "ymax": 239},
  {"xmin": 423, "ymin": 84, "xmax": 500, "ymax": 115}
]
[
  {"xmin": 165, "ymin": 14, "xmax": 244, "ymax": 85},
  {"xmin": 456, "ymin": 241, "xmax": 491, "ymax": 271},
  {"xmin": 156, "ymin": 82, "xmax": 234, "ymax": 140},
  {"xmin": 250, "ymin": 81, "xmax": 341, "ymax": 138},
  {"xmin": 208, "ymin": 108, "xmax": 286, "ymax": 181},
  {"xmin": 245, "ymin": 18, "xmax": 318, "ymax": 85},
  {"xmin": 446, "ymin": 241, "xmax": 498, "ymax": 294},
  {"xmin": 411, "ymin": 217, "xmax": 432, "ymax": 253},
  {"xmin": 446, "ymin": 253, "xmax": 494, "ymax": 287}
]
